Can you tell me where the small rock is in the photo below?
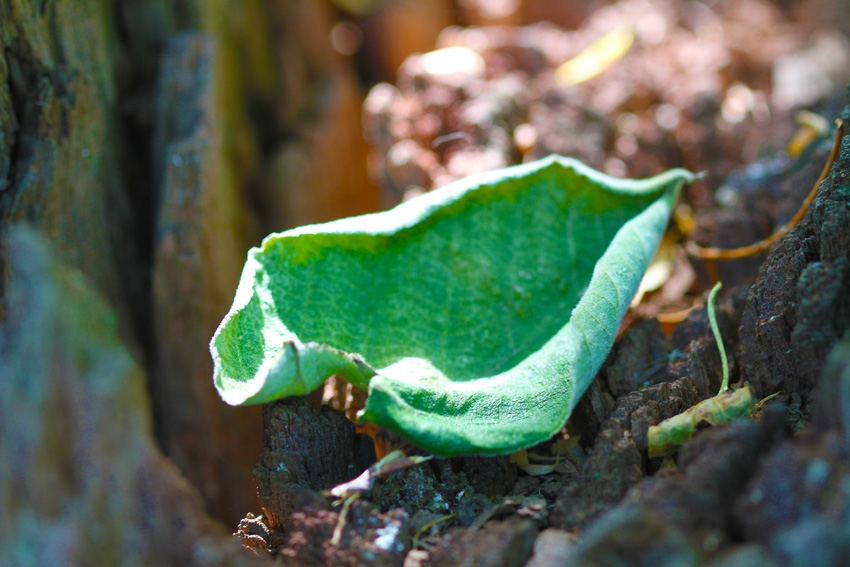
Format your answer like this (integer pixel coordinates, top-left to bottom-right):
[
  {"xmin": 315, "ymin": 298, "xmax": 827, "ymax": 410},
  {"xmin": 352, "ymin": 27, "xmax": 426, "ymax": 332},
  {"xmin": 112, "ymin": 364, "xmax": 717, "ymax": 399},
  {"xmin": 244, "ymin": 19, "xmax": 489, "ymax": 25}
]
[
  {"xmin": 525, "ymin": 529, "xmax": 576, "ymax": 567},
  {"xmin": 770, "ymin": 517, "xmax": 850, "ymax": 567},
  {"xmin": 735, "ymin": 430, "xmax": 850, "ymax": 543},
  {"xmin": 569, "ymin": 506, "xmax": 702, "ymax": 567},
  {"xmin": 704, "ymin": 544, "xmax": 780, "ymax": 567},
  {"xmin": 430, "ymin": 518, "xmax": 538, "ymax": 567},
  {"xmin": 403, "ymin": 549, "xmax": 430, "ymax": 567}
]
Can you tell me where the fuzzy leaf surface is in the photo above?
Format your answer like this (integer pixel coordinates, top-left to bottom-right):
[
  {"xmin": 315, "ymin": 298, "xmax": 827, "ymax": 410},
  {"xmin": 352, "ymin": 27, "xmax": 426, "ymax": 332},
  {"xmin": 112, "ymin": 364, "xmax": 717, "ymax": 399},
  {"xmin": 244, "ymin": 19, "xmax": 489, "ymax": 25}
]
[{"xmin": 211, "ymin": 156, "xmax": 693, "ymax": 455}]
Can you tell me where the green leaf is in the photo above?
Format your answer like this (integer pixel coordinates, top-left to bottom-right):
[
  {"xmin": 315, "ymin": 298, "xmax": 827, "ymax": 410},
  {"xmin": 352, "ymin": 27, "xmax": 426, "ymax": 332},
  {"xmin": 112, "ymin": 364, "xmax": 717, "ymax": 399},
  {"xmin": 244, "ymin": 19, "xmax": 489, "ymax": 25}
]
[{"xmin": 211, "ymin": 156, "xmax": 694, "ymax": 456}]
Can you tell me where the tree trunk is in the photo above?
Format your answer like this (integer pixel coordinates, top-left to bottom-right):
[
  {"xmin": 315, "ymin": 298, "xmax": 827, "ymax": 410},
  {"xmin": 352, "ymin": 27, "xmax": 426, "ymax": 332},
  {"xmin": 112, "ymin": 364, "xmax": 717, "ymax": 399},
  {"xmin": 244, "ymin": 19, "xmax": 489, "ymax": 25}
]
[{"xmin": 0, "ymin": 0, "xmax": 379, "ymax": 548}]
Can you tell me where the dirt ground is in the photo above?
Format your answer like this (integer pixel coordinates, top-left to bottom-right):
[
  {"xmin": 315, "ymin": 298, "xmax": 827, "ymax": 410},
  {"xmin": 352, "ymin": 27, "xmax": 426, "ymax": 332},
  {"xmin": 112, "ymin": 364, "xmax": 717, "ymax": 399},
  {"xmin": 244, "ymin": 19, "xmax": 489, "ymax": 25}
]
[{"xmin": 231, "ymin": 1, "xmax": 850, "ymax": 566}]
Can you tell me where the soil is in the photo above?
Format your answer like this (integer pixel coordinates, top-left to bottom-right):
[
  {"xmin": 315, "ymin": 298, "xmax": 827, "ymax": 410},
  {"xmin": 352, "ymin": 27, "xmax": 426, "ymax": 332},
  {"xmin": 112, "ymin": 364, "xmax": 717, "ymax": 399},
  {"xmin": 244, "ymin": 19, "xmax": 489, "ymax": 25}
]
[{"xmin": 233, "ymin": 1, "xmax": 850, "ymax": 565}]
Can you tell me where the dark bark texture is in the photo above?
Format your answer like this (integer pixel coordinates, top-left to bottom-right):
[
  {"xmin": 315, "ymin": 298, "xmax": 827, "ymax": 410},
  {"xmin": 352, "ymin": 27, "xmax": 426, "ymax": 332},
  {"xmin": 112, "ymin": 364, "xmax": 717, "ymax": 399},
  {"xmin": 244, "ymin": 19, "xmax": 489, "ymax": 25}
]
[{"xmin": 0, "ymin": 0, "xmax": 379, "ymax": 561}]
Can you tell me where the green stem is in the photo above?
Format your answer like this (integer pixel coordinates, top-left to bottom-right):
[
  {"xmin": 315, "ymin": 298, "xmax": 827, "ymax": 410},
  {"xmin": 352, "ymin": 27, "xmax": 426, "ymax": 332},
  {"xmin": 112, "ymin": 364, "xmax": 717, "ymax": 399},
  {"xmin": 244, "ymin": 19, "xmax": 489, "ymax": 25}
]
[{"xmin": 707, "ymin": 281, "xmax": 729, "ymax": 394}]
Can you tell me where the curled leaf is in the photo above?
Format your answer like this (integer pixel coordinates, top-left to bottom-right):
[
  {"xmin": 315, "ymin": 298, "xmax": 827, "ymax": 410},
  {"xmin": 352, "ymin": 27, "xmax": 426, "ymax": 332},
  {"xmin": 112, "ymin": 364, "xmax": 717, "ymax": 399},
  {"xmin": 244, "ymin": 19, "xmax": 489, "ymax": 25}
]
[
  {"xmin": 211, "ymin": 156, "xmax": 694, "ymax": 456},
  {"xmin": 647, "ymin": 384, "xmax": 756, "ymax": 459}
]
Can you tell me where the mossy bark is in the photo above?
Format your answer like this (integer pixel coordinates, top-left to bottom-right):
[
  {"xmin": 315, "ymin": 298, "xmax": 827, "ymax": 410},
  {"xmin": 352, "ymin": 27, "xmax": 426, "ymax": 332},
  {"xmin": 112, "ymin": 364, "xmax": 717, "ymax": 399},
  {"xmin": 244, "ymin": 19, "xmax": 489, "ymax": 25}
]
[{"xmin": 0, "ymin": 0, "xmax": 379, "ymax": 530}]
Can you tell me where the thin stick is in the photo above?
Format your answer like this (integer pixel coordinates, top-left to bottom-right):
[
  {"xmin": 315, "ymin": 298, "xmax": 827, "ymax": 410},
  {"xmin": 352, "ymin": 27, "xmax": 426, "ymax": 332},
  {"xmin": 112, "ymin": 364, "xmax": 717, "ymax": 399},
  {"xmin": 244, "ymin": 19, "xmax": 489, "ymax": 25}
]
[
  {"xmin": 413, "ymin": 513, "xmax": 456, "ymax": 549},
  {"xmin": 688, "ymin": 118, "xmax": 845, "ymax": 260},
  {"xmin": 707, "ymin": 282, "xmax": 729, "ymax": 394},
  {"xmin": 331, "ymin": 493, "xmax": 359, "ymax": 546}
]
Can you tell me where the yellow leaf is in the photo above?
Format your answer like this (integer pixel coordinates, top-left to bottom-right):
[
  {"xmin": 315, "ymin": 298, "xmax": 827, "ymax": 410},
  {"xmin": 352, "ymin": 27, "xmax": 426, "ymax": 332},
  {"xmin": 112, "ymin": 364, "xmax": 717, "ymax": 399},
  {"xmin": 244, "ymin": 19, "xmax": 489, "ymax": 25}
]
[{"xmin": 556, "ymin": 28, "xmax": 635, "ymax": 86}]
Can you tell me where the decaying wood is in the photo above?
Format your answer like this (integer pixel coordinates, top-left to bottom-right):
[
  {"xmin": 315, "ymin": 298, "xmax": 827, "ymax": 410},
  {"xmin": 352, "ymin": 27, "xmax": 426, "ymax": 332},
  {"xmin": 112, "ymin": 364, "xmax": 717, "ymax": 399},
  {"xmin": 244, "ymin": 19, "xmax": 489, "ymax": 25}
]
[
  {"xmin": 0, "ymin": 229, "xmax": 270, "ymax": 567},
  {"xmin": 253, "ymin": 397, "xmax": 375, "ymax": 530}
]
